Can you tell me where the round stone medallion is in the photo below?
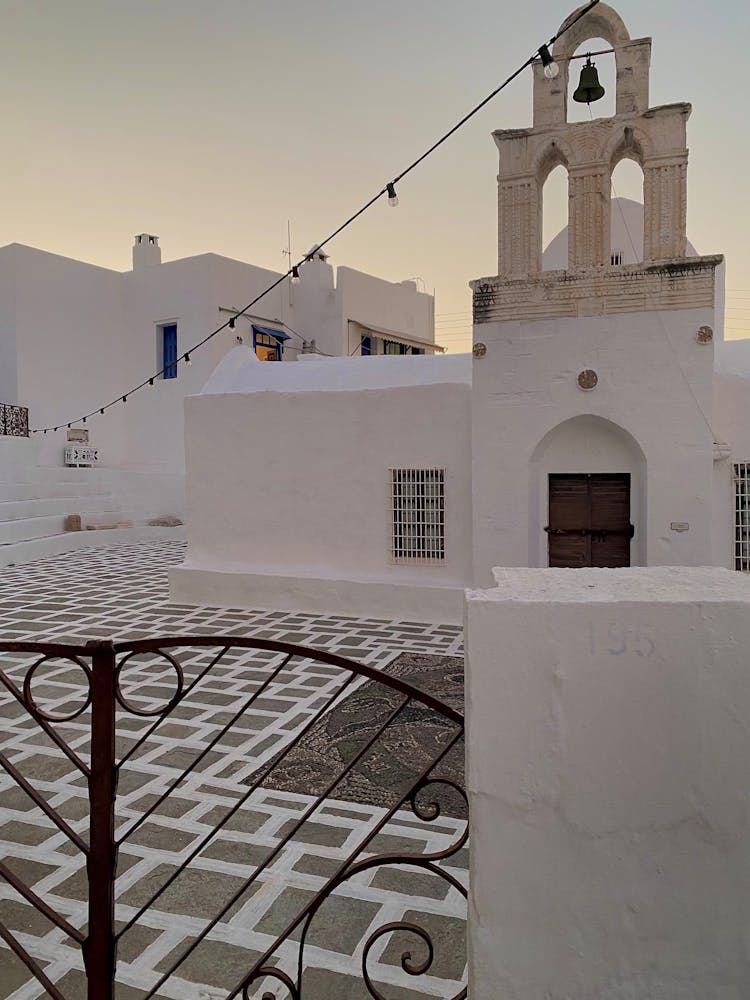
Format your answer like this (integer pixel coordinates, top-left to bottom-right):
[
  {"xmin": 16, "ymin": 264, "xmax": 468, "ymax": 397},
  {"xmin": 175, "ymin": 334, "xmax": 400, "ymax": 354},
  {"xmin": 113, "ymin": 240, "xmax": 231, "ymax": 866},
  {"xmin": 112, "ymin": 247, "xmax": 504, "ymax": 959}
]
[{"xmin": 577, "ymin": 369, "xmax": 598, "ymax": 391}]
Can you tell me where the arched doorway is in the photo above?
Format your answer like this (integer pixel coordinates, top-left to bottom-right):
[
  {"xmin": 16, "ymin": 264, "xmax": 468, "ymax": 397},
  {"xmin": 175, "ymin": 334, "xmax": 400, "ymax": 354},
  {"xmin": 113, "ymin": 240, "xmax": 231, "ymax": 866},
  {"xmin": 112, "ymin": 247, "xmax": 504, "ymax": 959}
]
[{"xmin": 529, "ymin": 415, "xmax": 646, "ymax": 567}]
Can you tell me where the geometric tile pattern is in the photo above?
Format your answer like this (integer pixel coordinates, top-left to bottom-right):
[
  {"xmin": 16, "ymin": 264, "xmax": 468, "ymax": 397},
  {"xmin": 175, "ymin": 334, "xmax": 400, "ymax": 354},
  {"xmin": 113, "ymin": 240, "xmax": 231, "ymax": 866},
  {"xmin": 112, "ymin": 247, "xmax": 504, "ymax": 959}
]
[{"xmin": 0, "ymin": 540, "xmax": 466, "ymax": 999}]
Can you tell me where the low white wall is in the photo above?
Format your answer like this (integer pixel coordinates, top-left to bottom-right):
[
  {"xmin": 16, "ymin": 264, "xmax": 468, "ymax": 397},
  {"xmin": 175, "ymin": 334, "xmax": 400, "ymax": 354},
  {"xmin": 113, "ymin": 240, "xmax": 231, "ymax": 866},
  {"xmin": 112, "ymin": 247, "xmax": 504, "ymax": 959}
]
[
  {"xmin": 465, "ymin": 566, "xmax": 750, "ymax": 999},
  {"xmin": 172, "ymin": 374, "xmax": 471, "ymax": 621}
]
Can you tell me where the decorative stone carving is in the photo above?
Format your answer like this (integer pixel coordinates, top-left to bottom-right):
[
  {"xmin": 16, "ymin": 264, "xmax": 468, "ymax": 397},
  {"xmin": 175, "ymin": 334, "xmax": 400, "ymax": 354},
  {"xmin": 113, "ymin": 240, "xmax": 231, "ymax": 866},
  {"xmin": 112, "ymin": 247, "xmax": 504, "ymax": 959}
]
[
  {"xmin": 471, "ymin": 256, "xmax": 722, "ymax": 325},
  {"xmin": 64, "ymin": 445, "xmax": 99, "ymax": 467},
  {"xmin": 577, "ymin": 369, "xmax": 599, "ymax": 390}
]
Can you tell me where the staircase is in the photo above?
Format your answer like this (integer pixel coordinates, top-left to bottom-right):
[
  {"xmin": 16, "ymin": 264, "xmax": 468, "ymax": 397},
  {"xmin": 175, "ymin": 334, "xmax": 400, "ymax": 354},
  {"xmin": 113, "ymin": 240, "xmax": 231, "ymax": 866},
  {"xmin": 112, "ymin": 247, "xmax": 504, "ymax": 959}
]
[{"xmin": 0, "ymin": 437, "xmax": 184, "ymax": 567}]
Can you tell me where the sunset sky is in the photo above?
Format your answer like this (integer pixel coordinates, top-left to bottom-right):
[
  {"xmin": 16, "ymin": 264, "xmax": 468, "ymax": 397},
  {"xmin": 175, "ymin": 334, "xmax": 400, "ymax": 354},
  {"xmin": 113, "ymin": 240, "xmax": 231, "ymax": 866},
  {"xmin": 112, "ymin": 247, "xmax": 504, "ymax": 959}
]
[{"xmin": 2, "ymin": 0, "xmax": 748, "ymax": 351}]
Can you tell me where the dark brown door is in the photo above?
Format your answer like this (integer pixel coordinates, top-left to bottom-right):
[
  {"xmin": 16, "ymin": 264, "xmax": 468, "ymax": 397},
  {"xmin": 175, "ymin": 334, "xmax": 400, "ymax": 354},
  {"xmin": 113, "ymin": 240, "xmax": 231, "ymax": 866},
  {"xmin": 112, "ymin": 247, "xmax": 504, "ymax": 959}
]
[{"xmin": 547, "ymin": 473, "xmax": 632, "ymax": 568}]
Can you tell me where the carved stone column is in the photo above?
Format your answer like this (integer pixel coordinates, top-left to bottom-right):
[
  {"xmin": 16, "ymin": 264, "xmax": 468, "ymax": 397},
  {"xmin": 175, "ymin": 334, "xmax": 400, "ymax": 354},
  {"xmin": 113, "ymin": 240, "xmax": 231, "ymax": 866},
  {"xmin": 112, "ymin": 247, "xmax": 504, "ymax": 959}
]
[
  {"xmin": 568, "ymin": 168, "xmax": 610, "ymax": 269},
  {"xmin": 644, "ymin": 157, "xmax": 688, "ymax": 260},
  {"xmin": 498, "ymin": 178, "xmax": 539, "ymax": 277}
]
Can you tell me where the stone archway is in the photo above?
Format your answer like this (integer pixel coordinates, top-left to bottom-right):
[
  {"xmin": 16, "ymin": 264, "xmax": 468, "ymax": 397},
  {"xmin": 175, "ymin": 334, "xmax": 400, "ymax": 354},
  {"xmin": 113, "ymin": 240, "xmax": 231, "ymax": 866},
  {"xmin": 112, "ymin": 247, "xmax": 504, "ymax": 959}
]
[{"xmin": 528, "ymin": 414, "xmax": 647, "ymax": 567}]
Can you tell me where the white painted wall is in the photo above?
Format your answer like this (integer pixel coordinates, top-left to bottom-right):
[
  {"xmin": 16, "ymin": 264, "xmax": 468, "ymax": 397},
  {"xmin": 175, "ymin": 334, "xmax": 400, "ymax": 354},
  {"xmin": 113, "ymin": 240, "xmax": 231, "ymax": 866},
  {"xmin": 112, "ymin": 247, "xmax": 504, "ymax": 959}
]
[
  {"xmin": 0, "ymin": 247, "xmax": 19, "ymax": 405},
  {"xmin": 10, "ymin": 244, "xmax": 128, "ymax": 468},
  {"xmin": 713, "ymin": 372, "xmax": 750, "ymax": 569},
  {"xmin": 716, "ymin": 337, "xmax": 750, "ymax": 376},
  {"xmin": 465, "ymin": 566, "xmax": 750, "ymax": 999},
  {"xmin": 171, "ymin": 354, "xmax": 472, "ymax": 621},
  {"xmin": 471, "ymin": 306, "xmax": 717, "ymax": 583},
  {"xmin": 338, "ymin": 266, "xmax": 435, "ymax": 355},
  {"xmin": 0, "ymin": 237, "xmax": 434, "ymax": 495}
]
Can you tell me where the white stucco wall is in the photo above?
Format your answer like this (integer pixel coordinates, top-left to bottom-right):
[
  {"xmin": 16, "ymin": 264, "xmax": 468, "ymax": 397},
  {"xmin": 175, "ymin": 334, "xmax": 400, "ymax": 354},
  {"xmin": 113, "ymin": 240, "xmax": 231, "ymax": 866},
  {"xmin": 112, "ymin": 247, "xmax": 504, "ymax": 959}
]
[
  {"xmin": 337, "ymin": 266, "xmax": 435, "ymax": 355},
  {"xmin": 471, "ymin": 306, "xmax": 717, "ymax": 582},
  {"xmin": 10, "ymin": 244, "xmax": 128, "ymax": 468},
  {"xmin": 713, "ymin": 372, "xmax": 750, "ymax": 569},
  {"xmin": 466, "ymin": 566, "xmax": 750, "ymax": 999},
  {"xmin": 0, "ymin": 240, "xmax": 435, "ymax": 482},
  {"xmin": 0, "ymin": 247, "xmax": 18, "ymax": 405},
  {"xmin": 715, "ymin": 337, "xmax": 750, "ymax": 377},
  {"xmin": 171, "ymin": 354, "xmax": 472, "ymax": 621}
]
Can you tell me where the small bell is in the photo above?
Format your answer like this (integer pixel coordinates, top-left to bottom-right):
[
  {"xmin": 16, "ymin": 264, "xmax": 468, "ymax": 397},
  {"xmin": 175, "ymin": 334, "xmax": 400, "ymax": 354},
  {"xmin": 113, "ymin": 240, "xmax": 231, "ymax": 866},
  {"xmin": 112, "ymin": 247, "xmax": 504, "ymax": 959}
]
[{"xmin": 573, "ymin": 56, "xmax": 605, "ymax": 104}]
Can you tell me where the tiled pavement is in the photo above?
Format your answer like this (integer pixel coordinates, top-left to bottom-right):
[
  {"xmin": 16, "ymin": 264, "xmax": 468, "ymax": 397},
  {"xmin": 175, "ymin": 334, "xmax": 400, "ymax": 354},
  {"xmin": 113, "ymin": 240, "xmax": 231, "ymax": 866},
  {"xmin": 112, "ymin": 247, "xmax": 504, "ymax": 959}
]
[{"xmin": 0, "ymin": 540, "xmax": 466, "ymax": 999}]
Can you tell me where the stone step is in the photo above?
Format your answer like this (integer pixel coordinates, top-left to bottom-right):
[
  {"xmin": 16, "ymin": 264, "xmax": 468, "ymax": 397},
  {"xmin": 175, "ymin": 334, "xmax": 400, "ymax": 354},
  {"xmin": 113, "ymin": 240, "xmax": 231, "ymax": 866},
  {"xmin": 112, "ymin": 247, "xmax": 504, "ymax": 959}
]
[
  {"xmin": 0, "ymin": 496, "xmax": 122, "ymax": 522},
  {"xmin": 0, "ymin": 481, "xmax": 113, "ymax": 502},
  {"xmin": 0, "ymin": 515, "xmax": 74, "ymax": 545},
  {"xmin": 0, "ymin": 514, "xmax": 133, "ymax": 545},
  {"xmin": 0, "ymin": 524, "xmax": 185, "ymax": 568},
  {"xmin": 0, "ymin": 467, "xmax": 112, "ymax": 486}
]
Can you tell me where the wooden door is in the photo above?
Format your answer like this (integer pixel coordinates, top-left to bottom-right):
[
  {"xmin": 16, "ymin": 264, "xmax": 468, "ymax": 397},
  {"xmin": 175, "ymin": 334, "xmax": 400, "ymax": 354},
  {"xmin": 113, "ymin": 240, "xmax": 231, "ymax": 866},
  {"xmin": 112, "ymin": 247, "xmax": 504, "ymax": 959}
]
[{"xmin": 547, "ymin": 473, "xmax": 632, "ymax": 568}]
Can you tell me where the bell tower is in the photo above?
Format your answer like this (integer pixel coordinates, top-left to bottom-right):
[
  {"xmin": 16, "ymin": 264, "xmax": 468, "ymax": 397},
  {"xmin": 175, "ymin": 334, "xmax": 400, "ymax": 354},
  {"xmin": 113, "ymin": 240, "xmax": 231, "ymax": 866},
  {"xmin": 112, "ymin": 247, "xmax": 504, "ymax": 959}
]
[
  {"xmin": 469, "ymin": 2, "xmax": 723, "ymax": 582},
  {"xmin": 472, "ymin": 0, "xmax": 718, "ymax": 302}
]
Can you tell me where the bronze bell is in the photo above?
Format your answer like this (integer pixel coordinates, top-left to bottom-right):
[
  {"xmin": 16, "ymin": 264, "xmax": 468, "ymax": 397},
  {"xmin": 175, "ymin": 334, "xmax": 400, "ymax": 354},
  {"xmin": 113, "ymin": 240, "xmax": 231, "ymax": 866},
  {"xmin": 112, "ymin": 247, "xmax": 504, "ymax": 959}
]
[{"xmin": 573, "ymin": 56, "xmax": 605, "ymax": 104}]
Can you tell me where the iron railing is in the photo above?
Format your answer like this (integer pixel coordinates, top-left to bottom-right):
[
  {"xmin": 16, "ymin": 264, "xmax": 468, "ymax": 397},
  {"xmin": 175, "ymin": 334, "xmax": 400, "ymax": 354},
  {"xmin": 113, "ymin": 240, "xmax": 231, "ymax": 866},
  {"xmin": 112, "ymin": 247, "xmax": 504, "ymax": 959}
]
[
  {"xmin": 0, "ymin": 636, "xmax": 467, "ymax": 999},
  {"xmin": 0, "ymin": 403, "xmax": 29, "ymax": 437}
]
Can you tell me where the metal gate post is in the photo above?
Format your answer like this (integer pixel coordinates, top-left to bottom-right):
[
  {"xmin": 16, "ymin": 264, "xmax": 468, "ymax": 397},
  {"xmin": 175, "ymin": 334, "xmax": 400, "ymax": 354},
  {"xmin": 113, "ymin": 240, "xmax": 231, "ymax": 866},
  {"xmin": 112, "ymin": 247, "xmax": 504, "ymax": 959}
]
[{"xmin": 85, "ymin": 640, "xmax": 117, "ymax": 1000}]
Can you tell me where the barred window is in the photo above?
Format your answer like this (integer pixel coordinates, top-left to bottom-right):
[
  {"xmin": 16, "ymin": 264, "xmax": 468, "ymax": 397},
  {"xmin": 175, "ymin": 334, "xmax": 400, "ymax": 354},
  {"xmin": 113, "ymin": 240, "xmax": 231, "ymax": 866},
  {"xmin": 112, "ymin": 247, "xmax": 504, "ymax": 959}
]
[
  {"xmin": 735, "ymin": 463, "xmax": 750, "ymax": 572},
  {"xmin": 391, "ymin": 469, "xmax": 445, "ymax": 562}
]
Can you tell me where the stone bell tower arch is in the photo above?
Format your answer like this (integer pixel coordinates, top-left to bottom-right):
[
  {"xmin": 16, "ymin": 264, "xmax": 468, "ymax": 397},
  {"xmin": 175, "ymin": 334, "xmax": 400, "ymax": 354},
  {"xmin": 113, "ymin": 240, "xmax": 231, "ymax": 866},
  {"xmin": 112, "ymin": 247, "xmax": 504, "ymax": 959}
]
[
  {"xmin": 492, "ymin": 1, "xmax": 691, "ymax": 275},
  {"xmin": 469, "ymin": 2, "xmax": 723, "ymax": 581}
]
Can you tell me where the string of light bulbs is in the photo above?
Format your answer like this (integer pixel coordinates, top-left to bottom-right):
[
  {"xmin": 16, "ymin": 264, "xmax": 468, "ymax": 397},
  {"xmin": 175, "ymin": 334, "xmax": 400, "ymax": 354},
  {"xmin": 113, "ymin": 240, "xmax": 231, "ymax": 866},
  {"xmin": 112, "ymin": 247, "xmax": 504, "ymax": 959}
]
[{"xmin": 31, "ymin": 0, "xmax": 601, "ymax": 435}]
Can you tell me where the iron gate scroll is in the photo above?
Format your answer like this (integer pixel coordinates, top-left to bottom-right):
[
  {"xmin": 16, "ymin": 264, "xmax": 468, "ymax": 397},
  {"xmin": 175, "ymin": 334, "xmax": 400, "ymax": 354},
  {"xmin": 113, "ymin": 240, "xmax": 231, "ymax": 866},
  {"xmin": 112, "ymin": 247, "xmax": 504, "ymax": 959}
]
[{"xmin": 0, "ymin": 636, "xmax": 467, "ymax": 999}]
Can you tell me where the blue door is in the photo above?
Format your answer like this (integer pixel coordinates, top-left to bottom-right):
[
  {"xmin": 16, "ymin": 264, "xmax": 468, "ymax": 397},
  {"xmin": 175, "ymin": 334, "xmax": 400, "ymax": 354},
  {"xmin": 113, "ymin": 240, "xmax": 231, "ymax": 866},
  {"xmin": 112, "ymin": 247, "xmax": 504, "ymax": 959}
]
[{"xmin": 162, "ymin": 324, "xmax": 177, "ymax": 379}]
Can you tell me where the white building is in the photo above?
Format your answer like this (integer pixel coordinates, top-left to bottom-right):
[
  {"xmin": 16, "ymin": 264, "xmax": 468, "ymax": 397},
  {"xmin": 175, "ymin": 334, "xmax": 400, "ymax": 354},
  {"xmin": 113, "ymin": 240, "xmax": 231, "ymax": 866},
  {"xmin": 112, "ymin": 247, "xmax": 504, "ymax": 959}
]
[
  {"xmin": 0, "ymin": 237, "xmax": 436, "ymax": 559},
  {"xmin": 173, "ymin": 2, "xmax": 750, "ymax": 624}
]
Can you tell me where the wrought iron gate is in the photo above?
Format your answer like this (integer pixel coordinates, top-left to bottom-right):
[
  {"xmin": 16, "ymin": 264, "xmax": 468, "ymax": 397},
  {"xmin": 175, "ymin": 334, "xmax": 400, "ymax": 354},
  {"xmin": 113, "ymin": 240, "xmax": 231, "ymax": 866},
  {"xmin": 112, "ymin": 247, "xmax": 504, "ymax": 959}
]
[{"xmin": 0, "ymin": 636, "xmax": 466, "ymax": 999}]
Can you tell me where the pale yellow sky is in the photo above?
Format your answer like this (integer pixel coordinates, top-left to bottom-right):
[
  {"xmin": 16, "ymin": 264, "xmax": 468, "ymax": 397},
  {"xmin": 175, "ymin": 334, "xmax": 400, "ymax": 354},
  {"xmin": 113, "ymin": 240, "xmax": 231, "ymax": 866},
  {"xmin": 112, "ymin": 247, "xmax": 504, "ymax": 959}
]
[{"xmin": 1, "ymin": 0, "xmax": 748, "ymax": 350}]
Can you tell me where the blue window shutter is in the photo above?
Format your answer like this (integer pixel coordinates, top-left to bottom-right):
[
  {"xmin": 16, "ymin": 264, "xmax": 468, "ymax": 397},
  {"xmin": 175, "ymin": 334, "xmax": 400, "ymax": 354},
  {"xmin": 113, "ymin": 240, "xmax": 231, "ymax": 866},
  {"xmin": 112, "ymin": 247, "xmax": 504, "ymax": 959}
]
[{"xmin": 162, "ymin": 325, "xmax": 177, "ymax": 379}]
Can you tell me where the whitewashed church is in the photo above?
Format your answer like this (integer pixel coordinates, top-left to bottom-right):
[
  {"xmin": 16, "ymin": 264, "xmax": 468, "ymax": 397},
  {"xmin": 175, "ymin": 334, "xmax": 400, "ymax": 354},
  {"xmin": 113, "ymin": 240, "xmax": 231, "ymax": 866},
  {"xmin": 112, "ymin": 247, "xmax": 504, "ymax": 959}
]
[{"xmin": 172, "ymin": 2, "xmax": 750, "ymax": 624}]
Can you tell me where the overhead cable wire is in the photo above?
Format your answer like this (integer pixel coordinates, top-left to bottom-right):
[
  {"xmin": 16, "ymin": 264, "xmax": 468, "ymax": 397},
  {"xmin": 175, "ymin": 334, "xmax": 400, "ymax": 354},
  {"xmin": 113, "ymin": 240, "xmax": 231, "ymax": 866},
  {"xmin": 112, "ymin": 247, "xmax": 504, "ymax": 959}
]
[{"xmin": 32, "ymin": 0, "xmax": 602, "ymax": 434}]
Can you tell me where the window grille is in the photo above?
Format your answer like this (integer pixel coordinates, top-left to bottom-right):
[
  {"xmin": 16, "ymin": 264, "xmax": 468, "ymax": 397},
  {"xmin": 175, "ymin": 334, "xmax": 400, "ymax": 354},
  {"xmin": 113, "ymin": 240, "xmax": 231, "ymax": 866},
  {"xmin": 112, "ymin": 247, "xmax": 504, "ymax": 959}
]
[
  {"xmin": 735, "ymin": 463, "xmax": 750, "ymax": 572},
  {"xmin": 391, "ymin": 468, "xmax": 445, "ymax": 562},
  {"xmin": 610, "ymin": 251, "xmax": 623, "ymax": 265}
]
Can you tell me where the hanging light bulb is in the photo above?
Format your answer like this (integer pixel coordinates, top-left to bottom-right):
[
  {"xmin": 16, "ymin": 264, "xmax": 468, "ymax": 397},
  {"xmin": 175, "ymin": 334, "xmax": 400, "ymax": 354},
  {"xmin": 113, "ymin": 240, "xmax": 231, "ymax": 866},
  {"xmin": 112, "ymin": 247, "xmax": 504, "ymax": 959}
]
[
  {"xmin": 83, "ymin": 417, "xmax": 86, "ymax": 424},
  {"xmin": 185, "ymin": 353, "xmax": 192, "ymax": 366},
  {"xmin": 291, "ymin": 265, "xmax": 301, "ymax": 284},
  {"xmin": 149, "ymin": 377, "xmax": 154, "ymax": 386},
  {"xmin": 100, "ymin": 409, "xmax": 104, "ymax": 415},
  {"xmin": 386, "ymin": 182, "xmax": 399, "ymax": 208},
  {"xmin": 122, "ymin": 396, "xmax": 127, "ymax": 403},
  {"xmin": 229, "ymin": 317, "xmax": 236, "ymax": 329},
  {"xmin": 538, "ymin": 45, "xmax": 559, "ymax": 79}
]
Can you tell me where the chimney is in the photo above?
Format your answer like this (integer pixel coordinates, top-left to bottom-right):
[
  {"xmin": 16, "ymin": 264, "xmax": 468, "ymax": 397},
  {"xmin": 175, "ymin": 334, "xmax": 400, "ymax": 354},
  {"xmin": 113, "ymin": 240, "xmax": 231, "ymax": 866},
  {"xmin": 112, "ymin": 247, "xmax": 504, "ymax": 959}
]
[{"xmin": 132, "ymin": 233, "xmax": 161, "ymax": 270}]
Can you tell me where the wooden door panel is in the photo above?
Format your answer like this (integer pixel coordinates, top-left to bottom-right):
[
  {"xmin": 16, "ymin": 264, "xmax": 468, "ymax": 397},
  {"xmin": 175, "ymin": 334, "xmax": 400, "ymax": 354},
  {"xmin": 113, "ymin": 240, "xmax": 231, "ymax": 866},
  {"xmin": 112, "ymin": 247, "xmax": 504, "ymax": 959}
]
[
  {"xmin": 548, "ymin": 475, "xmax": 590, "ymax": 567},
  {"xmin": 548, "ymin": 473, "xmax": 631, "ymax": 568}
]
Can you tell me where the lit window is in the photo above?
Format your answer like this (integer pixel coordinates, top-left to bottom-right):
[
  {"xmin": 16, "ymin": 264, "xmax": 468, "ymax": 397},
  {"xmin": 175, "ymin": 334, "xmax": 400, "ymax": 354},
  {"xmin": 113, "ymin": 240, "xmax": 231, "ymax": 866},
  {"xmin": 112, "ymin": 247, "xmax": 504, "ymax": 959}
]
[
  {"xmin": 391, "ymin": 468, "xmax": 445, "ymax": 562},
  {"xmin": 251, "ymin": 323, "xmax": 288, "ymax": 361},
  {"xmin": 735, "ymin": 463, "xmax": 750, "ymax": 571}
]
